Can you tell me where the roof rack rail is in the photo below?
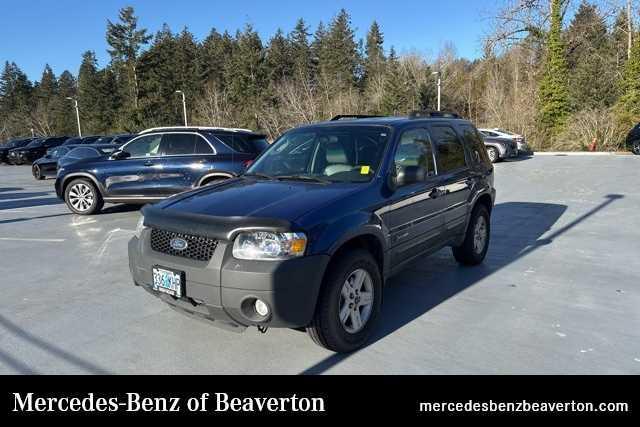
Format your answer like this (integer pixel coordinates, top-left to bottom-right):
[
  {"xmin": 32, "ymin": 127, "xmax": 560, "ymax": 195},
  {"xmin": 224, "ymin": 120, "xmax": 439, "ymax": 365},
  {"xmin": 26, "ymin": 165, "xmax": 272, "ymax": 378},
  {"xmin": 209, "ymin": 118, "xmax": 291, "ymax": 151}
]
[
  {"xmin": 409, "ymin": 110, "xmax": 462, "ymax": 119},
  {"xmin": 330, "ymin": 115, "xmax": 382, "ymax": 121},
  {"xmin": 139, "ymin": 126, "xmax": 254, "ymax": 134}
]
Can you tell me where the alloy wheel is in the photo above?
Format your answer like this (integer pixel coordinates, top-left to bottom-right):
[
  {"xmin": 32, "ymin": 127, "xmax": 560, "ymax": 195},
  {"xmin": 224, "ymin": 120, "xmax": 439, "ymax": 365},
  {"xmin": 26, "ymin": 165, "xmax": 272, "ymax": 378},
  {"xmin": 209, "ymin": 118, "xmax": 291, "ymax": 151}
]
[
  {"xmin": 68, "ymin": 183, "xmax": 94, "ymax": 212},
  {"xmin": 633, "ymin": 141, "xmax": 640, "ymax": 155},
  {"xmin": 473, "ymin": 215, "xmax": 488, "ymax": 254},
  {"xmin": 338, "ymin": 268, "xmax": 374, "ymax": 334}
]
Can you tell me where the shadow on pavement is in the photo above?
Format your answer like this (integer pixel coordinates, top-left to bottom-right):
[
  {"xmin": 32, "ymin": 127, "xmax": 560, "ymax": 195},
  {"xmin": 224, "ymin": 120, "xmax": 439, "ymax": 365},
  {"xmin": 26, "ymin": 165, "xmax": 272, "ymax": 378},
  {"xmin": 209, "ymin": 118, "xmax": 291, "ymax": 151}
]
[
  {"xmin": 301, "ymin": 195, "xmax": 623, "ymax": 375},
  {"xmin": 0, "ymin": 212, "xmax": 71, "ymax": 225},
  {"xmin": 0, "ymin": 314, "xmax": 111, "ymax": 374},
  {"xmin": 0, "ymin": 191, "xmax": 52, "ymax": 201},
  {"xmin": 0, "ymin": 187, "xmax": 24, "ymax": 193},
  {"xmin": 0, "ymin": 197, "xmax": 62, "ymax": 211}
]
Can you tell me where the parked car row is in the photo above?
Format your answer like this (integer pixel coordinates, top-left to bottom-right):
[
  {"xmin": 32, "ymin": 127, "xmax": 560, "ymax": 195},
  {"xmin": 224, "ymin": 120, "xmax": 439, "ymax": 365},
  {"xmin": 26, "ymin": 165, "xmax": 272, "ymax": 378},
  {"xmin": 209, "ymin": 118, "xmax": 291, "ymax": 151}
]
[{"xmin": 0, "ymin": 134, "xmax": 136, "ymax": 166}]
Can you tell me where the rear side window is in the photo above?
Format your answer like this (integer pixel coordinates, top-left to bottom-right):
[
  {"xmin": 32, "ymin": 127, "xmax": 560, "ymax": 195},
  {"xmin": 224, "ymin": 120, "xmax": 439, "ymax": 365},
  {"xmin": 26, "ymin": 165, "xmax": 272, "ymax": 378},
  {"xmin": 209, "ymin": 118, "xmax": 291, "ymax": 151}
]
[
  {"xmin": 460, "ymin": 125, "xmax": 490, "ymax": 165},
  {"xmin": 194, "ymin": 136, "xmax": 214, "ymax": 154},
  {"xmin": 160, "ymin": 133, "xmax": 213, "ymax": 155},
  {"xmin": 430, "ymin": 125, "xmax": 467, "ymax": 173},
  {"xmin": 215, "ymin": 134, "xmax": 264, "ymax": 154}
]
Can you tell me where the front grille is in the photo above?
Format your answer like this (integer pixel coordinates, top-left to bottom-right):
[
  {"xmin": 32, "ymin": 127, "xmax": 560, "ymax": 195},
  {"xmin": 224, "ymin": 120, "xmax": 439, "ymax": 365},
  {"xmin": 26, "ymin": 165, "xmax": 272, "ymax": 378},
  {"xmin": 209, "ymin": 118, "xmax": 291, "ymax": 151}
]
[{"xmin": 150, "ymin": 228, "xmax": 218, "ymax": 262}]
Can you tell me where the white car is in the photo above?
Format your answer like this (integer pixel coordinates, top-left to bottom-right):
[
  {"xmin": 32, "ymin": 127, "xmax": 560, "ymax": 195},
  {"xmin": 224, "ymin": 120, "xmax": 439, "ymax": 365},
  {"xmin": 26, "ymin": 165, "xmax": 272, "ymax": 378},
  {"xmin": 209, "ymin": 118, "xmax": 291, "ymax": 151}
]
[{"xmin": 479, "ymin": 128, "xmax": 530, "ymax": 154}]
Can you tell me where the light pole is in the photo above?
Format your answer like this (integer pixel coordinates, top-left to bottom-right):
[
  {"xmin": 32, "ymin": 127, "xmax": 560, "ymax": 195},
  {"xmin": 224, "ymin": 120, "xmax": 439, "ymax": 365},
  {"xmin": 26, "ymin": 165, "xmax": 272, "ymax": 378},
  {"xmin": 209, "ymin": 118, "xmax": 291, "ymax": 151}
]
[
  {"xmin": 175, "ymin": 90, "xmax": 188, "ymax": 127},
  {"xmin": 431, "ymin": 71, "xmax": 441, "ymax": 111},
  {"xmin": 66, "ymin": 97, "xmax": 82, "ymax": 137}
]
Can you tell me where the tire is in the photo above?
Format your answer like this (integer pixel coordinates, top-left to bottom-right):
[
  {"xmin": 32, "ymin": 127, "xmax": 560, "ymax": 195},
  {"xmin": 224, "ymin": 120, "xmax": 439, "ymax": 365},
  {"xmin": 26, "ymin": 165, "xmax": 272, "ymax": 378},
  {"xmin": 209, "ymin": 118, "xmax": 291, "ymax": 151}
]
[
  {"xmin": 32, "ymin": 165, "xmax": 44, "ymax": 180},
  {"xmin": 632, "ymin": 140, "xmax": 640, "ymax": 155},
  {"xmin": 64, "ymin": 178, "xmax": 104, "ymax": 215},
  {"xmin": 307, "ymin": 249, "xmax": 382, "ymax": 353},
  {"xmin": 486, "ymin": 147, "xmax": 499, "ymax": 163},
  {"xmin": 452, "ymin": 204, "xmax": 491, "ymax": 266}
]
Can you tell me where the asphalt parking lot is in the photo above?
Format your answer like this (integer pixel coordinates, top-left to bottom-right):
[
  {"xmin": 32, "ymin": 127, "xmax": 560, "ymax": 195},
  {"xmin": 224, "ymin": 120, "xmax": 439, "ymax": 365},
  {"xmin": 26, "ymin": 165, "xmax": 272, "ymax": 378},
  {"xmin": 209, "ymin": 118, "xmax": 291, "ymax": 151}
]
[{"xmin": 0, "ymin": 155, "xmax": 639, "ymax": 374}]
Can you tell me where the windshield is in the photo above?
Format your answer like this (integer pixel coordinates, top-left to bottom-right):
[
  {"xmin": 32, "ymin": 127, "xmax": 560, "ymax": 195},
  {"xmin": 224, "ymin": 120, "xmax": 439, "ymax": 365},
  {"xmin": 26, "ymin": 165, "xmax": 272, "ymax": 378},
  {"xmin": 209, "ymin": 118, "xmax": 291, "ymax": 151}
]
[
  {"xmin": 247, "ymin": 126, "xmax": 390, "ymax": 183},
  {"xmin": 496, "ymin": 129, "xmax": 515, "ymax": 135}
]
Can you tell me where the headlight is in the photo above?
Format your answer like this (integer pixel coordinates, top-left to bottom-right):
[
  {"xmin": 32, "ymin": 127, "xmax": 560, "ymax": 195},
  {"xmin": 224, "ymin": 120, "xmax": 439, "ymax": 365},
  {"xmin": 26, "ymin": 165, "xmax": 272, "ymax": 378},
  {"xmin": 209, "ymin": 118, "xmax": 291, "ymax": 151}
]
[
  {"xmin": 134, "ymin": 216, "xmax": 147, "ymax": 239},
  {"xmin": 233, "ymin": 231, "xmax": 307, "ymax": 260}
]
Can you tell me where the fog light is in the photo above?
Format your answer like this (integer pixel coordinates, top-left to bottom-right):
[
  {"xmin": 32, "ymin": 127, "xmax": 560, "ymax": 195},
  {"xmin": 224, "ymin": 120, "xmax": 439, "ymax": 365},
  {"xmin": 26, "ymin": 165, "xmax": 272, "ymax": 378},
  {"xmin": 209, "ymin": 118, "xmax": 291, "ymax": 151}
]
[{"xmin": 254, "ymin": 299, "xmax": 269, "ymax": 317}]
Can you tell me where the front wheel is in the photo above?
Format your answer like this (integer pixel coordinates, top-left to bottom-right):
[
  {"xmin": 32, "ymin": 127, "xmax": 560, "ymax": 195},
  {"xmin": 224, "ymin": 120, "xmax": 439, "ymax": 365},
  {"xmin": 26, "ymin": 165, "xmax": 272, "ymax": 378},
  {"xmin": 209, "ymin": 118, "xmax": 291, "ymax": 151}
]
[
  {"xmin": 64, "ymin": 179, "xmax": 103, "ymax": 215},
  {"xmin": 32, "ymin": 165, "xmax": 44, "ymax": 180},
  {"xmin": 307, "ymin": 249, "xmax": 382, "ymax": 353},
  {"xmin": 452, "ymin": 204, "xmax": 491, "ymax": 265},
  {"xmin": 486, "ymin": 147, "xmax": 499, "ymax": 163},
  {"xmin": 632, "ymin": 140, "xmax": 640, "ymax": 155}
]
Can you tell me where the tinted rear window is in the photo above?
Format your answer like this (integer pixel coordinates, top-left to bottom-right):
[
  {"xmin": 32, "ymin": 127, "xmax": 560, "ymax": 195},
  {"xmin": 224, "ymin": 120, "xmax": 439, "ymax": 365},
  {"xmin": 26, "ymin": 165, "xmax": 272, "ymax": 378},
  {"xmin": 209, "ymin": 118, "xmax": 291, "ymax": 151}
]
[{"xmin": 215, "ymin": 134, "xmax": 267, "ymax": 154}]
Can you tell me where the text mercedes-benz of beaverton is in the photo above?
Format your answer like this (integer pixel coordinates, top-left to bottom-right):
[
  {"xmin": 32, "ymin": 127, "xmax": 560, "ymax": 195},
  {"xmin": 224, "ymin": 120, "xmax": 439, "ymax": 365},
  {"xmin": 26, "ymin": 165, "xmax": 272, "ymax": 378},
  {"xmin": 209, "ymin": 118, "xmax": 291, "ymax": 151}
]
[
  {"xmin": 128, "ymin": 112, "xmax": 496, "ymax": 352},
  {"xmin": 55, "ymin": 127, "xmax": 269, "ymax": 215}
]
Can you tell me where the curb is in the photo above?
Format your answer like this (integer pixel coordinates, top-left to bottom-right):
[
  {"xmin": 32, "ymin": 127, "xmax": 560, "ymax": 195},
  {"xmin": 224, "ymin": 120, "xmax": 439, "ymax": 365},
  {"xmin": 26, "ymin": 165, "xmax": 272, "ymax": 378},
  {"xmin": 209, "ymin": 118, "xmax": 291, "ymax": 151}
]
[{"xmin": 533, "ymin": 152, "xmax": 634, "ymax": 156}]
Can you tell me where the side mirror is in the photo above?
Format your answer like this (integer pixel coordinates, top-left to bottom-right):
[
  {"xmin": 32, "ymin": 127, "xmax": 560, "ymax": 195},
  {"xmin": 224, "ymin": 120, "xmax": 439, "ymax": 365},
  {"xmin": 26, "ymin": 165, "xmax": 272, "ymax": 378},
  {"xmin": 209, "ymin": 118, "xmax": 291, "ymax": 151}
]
[
  {"xmin": 396, "ymin": 165, "xmax": 426, "ymax": 187},
  {"xmin": 111, "ymin": 150, "xmax": 130, "ymax": 160}
]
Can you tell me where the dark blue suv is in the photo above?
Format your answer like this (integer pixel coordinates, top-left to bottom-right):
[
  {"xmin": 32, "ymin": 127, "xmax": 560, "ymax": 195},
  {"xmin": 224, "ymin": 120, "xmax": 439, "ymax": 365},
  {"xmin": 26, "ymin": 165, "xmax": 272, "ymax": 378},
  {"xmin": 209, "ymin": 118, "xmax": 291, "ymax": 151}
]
[{"xmin": 55, "ymin": 127, "xmax": 269, "ymax": 215}]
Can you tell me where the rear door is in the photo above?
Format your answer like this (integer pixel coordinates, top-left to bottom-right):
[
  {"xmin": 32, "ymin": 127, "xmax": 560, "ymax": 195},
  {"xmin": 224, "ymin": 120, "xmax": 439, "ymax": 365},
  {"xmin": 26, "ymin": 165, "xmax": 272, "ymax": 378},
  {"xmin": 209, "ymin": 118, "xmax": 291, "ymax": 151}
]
[
  {"xmin": 102, "ymin": 133, "xmax": 163, "ymax": 197},
  {"xmin": 428, "ymin": 123, "xmax": 473, "ymax": 236},
  {"xmin": 380, "ymin": 127, "xmax": 445, "ymax": 266},
  {"xmin": 151, "ymin": 132, "xmax": 217, "ymax": 195}
]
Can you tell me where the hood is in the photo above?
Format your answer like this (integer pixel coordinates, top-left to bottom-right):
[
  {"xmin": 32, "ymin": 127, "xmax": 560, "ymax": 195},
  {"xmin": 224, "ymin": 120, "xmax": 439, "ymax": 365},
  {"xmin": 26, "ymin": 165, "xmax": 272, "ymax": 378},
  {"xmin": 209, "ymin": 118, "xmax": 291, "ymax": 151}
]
[{"xmin": 158, "ymin": 177, "xmax": 360, "ymax": 223}]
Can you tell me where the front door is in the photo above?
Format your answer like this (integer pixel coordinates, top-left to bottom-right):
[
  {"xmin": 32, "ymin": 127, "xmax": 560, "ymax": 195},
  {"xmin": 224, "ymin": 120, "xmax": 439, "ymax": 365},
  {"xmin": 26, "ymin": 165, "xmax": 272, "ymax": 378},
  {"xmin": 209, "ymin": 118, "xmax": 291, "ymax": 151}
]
[
  {"xmin": 103, "ymin": 133, "xmax": 164, "ymax": 197},
  {"xmin": 380, "ymin": 127, "xmax": 445, "ymax": 266}
]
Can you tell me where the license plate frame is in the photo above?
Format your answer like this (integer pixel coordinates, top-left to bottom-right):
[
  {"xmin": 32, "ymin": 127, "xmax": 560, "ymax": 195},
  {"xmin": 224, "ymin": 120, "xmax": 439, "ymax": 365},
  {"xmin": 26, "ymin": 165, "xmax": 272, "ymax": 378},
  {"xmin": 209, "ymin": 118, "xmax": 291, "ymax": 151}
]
[{"xmin": 152, "ymin": 266, "xmax": 184, "ymax": 298}]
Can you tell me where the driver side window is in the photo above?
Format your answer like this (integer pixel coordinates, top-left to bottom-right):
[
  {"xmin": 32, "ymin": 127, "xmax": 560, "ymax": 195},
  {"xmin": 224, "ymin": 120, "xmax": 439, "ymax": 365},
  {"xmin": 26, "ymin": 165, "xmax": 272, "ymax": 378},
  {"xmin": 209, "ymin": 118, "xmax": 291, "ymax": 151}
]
[
  {"xmin": 124, "ymin": 134, "xmax": 162, "ymax": 158},
  {"xmin": 394, "ymin": 128, "xmax": 436, "ymax": 186}
]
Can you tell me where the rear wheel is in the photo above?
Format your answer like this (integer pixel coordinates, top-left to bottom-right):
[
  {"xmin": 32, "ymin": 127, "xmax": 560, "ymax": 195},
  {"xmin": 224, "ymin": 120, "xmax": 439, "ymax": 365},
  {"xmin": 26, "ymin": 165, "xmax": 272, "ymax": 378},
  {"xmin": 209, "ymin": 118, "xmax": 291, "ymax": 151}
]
[
  {"xmin": 632, "ymin": 140, "xmax": 640, "ymax": 155},
  {"xmin": 32, "ymin": 164, "xmax": 44, "ymax": 180},
  {"xmin": 64, "ymin": 179, "xmax": 103, "ymax": 215},
  {"xmin": 453, "ymin": 204, "xmax": 491, "ymax": 265},
  {"xmin": 486, "ymin": 147, "xmax": 499, "ymax": 163},
  {"xmin": 307, "ymin": 249, "xmax": 382, "ymax": 353}
]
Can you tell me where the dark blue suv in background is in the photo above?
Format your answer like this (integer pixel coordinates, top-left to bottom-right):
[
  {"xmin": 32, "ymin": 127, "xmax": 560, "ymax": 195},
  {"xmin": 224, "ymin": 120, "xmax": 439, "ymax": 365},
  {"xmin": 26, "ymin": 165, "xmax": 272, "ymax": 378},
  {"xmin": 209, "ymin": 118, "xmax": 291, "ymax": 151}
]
[{"xmin": 55, "ymin": 127, "xmax": 269, "ymax": 215}]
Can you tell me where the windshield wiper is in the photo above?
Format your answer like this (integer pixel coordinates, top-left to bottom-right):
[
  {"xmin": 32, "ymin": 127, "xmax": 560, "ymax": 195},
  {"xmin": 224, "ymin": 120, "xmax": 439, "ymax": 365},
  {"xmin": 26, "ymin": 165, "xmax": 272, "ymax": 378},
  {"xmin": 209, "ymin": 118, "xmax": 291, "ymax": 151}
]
[
  {"xmin": 242, "ymin": 172, "xmax": 275, "ymax": 180},
  {"xmin": 275, "ymin": 175, "xmax": 331, "ymax": 184}
]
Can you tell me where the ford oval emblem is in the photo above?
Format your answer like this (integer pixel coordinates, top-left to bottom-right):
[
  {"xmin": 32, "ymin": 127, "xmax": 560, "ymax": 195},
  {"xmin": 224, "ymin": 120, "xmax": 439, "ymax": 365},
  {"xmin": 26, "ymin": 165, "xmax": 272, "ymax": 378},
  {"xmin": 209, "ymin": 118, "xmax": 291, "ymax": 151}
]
[{"xmin": 170, "ymin": 237, "xmax": 188, "ymax": 251}]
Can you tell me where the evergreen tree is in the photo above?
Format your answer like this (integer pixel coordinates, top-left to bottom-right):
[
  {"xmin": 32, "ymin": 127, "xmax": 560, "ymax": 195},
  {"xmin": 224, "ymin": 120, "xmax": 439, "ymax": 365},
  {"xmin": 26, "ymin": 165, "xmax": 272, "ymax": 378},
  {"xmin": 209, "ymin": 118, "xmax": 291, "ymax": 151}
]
[
  {"xmin": 53, "ymin": 70, "xmax": 78, "ymax": 135},
  {"xmin": 0, "ymin": 61, "xmax": 33, "ymax": 137},
  {"xmin": 266, "ymin": 28, "xmax": 293, "ymax": 83},
  {"xmin": 106, "ymin": 6, "xmax": 151, "ymax": 127},
  {"xmin": 565, "ymin": 1, "xmax": 616, "ymax": 109},
  {"xmin": 615, "ymin": 32, "xmax": 640, "ymax": 127},
  {"xmin": 77, "ymin": 51, "xmax": 105, "ymax": 134},
  {"xmin": 319, "ymin": 9, "xmax": 360, "ymax": 89},
  {"xmin": 381, "ymin": 48, "xmax": 408, "ymax": 115},
  {"xmin": 538, "ymin": 0, "xmax": 571, "ymax": 135},
  {"xmin": 32, "ymin": 64, "xmax": 59, "ymax": 135},
  {"xmin": 364, "ymin": 21, "xmax": 385, "ymax": 83},
  {"xmin": 224, "ymin": 24, "xmax": 265, "ymax": 127},
  {"xmin": 288, "ymin": 18, "xmax": 311, "ymax": 80},
  {"xmin": 198, "ymin": 29, "xmax": 234, "ymax": 90}
]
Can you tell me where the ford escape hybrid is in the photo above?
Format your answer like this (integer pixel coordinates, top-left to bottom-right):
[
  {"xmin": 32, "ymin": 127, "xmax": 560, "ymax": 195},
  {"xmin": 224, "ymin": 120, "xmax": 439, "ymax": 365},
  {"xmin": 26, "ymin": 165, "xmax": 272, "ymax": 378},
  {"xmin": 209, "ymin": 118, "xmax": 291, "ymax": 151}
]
[{"xmin": 128, "ymin": 112, "xmax": 496, "ymax": 353}]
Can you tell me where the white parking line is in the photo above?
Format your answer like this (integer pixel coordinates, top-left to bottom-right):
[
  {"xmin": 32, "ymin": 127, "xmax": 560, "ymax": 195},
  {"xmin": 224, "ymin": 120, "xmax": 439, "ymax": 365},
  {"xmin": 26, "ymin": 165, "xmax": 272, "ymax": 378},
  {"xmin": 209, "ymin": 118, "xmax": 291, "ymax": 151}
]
[{"xmin": 0, "ymin": 237, "xmax": 65, "ymax": 243}]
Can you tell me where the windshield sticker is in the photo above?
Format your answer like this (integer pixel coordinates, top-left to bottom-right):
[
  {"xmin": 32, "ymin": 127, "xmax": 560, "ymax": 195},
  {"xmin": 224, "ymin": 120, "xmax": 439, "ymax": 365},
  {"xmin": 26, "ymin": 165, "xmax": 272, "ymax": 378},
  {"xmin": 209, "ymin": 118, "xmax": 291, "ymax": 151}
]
[{"xmin": 360, "ymin": 166, "xmax": 371, "ymax": 175}]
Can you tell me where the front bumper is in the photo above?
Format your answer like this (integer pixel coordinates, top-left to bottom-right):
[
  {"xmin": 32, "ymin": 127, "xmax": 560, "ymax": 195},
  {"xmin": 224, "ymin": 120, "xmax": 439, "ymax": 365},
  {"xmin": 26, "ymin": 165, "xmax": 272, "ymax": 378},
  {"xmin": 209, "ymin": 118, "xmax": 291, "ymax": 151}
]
[{"xmin": 128, "ymin": 231, "xmax": 330, "ymax": 331}]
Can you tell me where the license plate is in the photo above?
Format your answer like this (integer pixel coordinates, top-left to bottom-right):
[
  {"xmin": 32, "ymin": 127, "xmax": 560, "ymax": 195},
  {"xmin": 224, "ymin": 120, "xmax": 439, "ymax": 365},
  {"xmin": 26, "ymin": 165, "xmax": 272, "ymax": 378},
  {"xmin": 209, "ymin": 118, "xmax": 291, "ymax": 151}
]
[{"xmin": 152, "ymin": 266, "xmax": 183, "ymax": 298}]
